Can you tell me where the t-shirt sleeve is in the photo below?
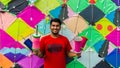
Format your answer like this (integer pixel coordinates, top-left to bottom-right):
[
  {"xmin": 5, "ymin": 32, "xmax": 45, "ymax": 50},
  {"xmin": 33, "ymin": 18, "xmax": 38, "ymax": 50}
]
[{"xmin": 40, "ymin": 37, "xmax": 45, "ymax": 54}]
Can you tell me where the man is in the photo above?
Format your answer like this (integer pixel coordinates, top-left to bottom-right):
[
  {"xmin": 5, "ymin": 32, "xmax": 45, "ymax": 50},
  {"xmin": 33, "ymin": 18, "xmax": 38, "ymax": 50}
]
[{"xmin": 34, "ymin": 18, "xmax": 81, "ymax": 68}]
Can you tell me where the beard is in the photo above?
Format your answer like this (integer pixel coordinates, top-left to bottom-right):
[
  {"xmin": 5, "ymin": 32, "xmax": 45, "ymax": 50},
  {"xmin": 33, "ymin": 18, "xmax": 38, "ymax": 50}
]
[
  {"xmin": 51, "ymin": 31, "xmax": 59, "ymax": 35},
  {"xmin": 51, "ymin": 29, "xmax": 60, "ymax": 35}
]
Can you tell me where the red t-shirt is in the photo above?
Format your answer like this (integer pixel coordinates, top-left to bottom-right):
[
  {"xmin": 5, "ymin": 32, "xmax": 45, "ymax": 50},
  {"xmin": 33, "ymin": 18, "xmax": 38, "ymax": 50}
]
[{"xmin": 40, "ymin": 34, "xmax": 72, "ymax": 68}]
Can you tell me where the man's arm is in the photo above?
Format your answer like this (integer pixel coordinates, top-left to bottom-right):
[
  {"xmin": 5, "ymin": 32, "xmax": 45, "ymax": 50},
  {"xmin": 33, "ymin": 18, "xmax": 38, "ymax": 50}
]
[
  {"xmin": 33, "ymin": 49, "xmax": 44, "ymax": 58},
  {"xmin": 67, "ymin": 51, "xmax": 81, "ymax": 58},
  {"xmin": 33, "ymin": 36, "xmax": 45, "ymax": 58}
]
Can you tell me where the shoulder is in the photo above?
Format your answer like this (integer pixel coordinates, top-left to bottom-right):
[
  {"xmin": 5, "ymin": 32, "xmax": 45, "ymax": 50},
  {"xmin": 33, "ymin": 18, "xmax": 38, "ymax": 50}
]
[
  {"xmin": 59, "ymin": 35, "xmax": 68, "ymax": 41},
  {"xmin": 40, "ymin": 34, "xmax": 50, "ymax": 40}
]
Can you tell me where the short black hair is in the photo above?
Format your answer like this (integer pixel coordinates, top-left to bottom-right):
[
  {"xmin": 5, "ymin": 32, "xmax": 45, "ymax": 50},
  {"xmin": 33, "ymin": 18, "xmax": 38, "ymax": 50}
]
[{"xmin": 50, "ymin": 18, "xmax": 62, "ymax": 25}]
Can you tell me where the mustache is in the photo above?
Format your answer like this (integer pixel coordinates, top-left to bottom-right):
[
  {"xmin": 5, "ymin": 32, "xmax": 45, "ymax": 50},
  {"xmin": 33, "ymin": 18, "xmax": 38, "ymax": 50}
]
[{"xmin": 51, "ymin": 32, "xmax": 59, "ymax": 35}]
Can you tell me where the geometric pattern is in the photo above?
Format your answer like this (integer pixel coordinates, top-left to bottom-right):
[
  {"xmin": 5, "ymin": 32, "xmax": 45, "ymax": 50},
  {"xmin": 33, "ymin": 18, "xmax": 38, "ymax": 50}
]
[{"xmin": 0, "ymin": 0, "xmax": 120, "ymax": 68}]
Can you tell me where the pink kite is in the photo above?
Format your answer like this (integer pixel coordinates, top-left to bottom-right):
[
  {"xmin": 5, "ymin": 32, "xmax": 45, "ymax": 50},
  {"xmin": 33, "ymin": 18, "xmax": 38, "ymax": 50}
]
[
  {"xmin": 17, "ymin": 5, "xmax": 45, "ymax": 28},
  {"xmin": 106, "ymin": 28, "xmax": 120, "ymax": 47},
  {"xmin": 0, "ymin": 29, "xmax": 24, "ymax": 49}
]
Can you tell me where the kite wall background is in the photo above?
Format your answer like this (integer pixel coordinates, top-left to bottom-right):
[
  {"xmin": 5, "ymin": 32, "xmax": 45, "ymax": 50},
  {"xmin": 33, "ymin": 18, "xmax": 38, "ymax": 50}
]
[{"xmin": 0, "ymin": 0, "xmax": 120, "ymax": 68}]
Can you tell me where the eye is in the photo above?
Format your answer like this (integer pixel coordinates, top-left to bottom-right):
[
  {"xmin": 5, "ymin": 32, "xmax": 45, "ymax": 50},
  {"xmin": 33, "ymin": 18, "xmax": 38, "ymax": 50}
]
[
  {"xmin": 51, "ymin": 25, "xmax": 55, "ymax": 27},
  {"xmin": 56, "ymin": 25, "xmax": 60, "ymax": 27}
]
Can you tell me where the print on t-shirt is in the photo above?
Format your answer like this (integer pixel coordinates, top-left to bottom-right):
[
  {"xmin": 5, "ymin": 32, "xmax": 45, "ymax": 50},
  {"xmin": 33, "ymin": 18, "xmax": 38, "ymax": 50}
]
[{"xmin": 48, "ymin": 44, "xmax": 62, "ymax": 53}]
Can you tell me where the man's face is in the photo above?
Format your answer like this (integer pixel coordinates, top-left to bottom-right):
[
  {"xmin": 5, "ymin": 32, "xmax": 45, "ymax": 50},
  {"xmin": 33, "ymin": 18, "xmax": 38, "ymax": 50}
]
[{"xmin": 50, "ymin": 22, "xmax": 61, "ymax": 35}]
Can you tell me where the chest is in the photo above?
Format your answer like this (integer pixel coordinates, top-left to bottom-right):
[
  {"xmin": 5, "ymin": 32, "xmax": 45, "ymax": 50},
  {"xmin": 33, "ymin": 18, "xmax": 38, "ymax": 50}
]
[{"xmin": 44, "ymin": 38, "xmax": 67, "ymax": 53}]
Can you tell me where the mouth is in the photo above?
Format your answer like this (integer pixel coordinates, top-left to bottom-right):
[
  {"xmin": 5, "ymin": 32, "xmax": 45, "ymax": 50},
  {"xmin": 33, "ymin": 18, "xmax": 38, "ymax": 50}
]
[
  {"xmin": 53, "ymin": 30, "xmax": 58, "ymax": 32},
  {"xmin": 52, "ymin": 29, "xmax": 59, "ymax": 33}
]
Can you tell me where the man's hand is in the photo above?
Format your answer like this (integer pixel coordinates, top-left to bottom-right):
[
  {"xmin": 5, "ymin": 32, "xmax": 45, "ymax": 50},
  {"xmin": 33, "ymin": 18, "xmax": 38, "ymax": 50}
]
[
  {"xmin": 67, "ymin": 51, "xmax": 81, "ymax": 58},
  {"xmin": 33, "ymin": 49, "xmax": 39, "ymax": 56},
  {"xmin": 76, "ymin": 52, "xmax": 81, "ymax": 58},
  {"xmin": 33, "ymin": 49, "xmax": 44, "ymax": 58}
]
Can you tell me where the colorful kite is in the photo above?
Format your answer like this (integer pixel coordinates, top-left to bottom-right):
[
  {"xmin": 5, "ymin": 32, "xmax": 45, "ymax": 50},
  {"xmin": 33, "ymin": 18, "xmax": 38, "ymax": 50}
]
[{"xmin": 0, "ymin": 0, "xmax": 120, "ymax": 68}]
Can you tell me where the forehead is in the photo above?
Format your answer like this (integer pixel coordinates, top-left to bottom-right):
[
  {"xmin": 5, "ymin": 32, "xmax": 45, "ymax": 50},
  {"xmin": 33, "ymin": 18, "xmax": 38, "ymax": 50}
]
[{"xmin": 51, "ymin": 21, "xmax": 60, "ymax": 25}]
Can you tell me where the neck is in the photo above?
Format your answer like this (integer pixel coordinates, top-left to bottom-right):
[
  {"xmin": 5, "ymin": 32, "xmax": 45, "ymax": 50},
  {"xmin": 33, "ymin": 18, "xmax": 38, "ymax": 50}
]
[{"xmin": 50, "ymin": 33, "xmax": 59, "ymax": 38}]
